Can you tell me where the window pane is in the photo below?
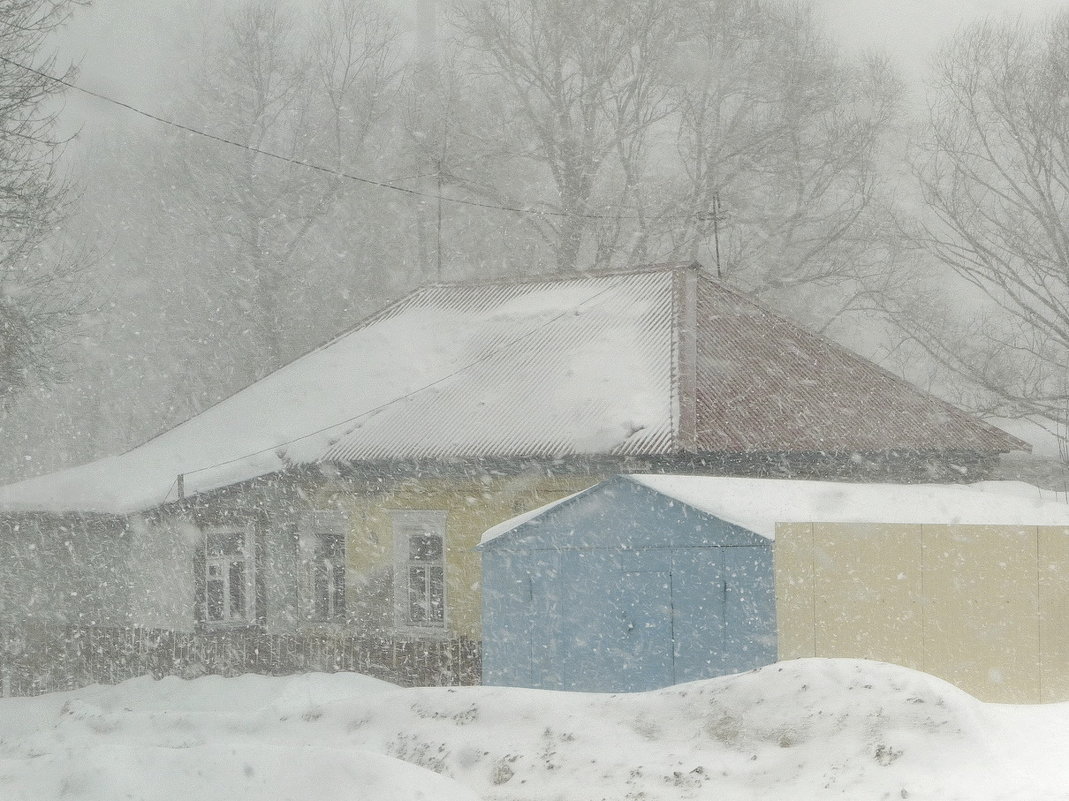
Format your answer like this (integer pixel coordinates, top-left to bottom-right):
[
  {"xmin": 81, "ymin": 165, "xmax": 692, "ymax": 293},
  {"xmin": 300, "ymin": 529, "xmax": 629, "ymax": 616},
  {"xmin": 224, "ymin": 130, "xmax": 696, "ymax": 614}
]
[
  {"xmin": 428, "ymin": 566, "xmax": 444, "ymax": 622},
  {"xmin": 313, "ymin": 559, "xmax": 330, "ymax": 620},
  {"xmin": 410, "ymin": 534, "xmax": 441, "ymax": 562},
  {"xmin": 206, "ymin": 529, "xmax": 244, "ymax": 557},
  {"xmin": 229, "ymin": 560, "xmax": 245, "ymax": 620},
  {"xmin": 301, "ymin": 528, "xmax": 344, "ymax": 622},
  {"xmin": 206, "ymin": 578, "xmax": 224, "ymax": 621},
  {"xmin": 324, "ymin": 533, "xmax": 343, "ymax": 561},
  {"xmin": 409, "ymin": 566, "xmax": 427, "ymax": 622},
  {"xmin": 332, "ymin": 563, "xmax": 346, "ymax": 619}
]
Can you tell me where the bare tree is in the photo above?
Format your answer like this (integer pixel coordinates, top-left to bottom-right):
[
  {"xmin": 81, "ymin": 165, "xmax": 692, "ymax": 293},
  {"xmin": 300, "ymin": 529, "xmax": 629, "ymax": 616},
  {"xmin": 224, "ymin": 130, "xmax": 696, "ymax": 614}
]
[
  {"xmin": 159, "ymin": 0, "xmax": 401, "ymax": 398},
  {"xmin": 665, "ymin": 0, "xmax": 901, "ymax": 325},
  {"xmin": 396, "ymin": 39, "xmax": 549, "ymax": 282},
  {"xmin": 420, "ymin": 0, "xmax": 900, "ymax": 323},
  {"xmin": 27, "ymin": 0, "xmax": 407, "ymax": 437},
  {"xmin": 0, "ymin": 0, "xmax": 89, "ymax": 403},
  {"xmin": 904, "ymin": 13, "xmax": 1069, "ymax": 427},
  {"xmin": 450, "ymin": 0, "xmax": 683, "ymax": 273}
]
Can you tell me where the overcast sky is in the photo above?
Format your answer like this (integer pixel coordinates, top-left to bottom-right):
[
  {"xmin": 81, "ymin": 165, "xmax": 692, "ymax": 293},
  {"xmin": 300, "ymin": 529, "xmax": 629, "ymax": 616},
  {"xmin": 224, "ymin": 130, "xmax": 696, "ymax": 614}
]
[
  {"xmin": 819, "ymin": 0, "xmax": 1068, "ymax": 87},
  {"xmin": 49, "ymin": 0, "xmax": 1069, "ymax": 151},
  {"xmin": 56, "ymin": 0, "xmax": 1069, "ymax": 127}
]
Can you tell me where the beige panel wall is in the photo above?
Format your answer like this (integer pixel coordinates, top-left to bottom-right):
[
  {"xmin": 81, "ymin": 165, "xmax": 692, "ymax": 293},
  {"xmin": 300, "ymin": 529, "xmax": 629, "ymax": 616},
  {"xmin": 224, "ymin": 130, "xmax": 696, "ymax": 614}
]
[
  {"xmin": 774, "ymin": 522, "xmax": 814, "ymax": 659},
  {"xmin": 811, "ymin": 523, "xmax": 923, "ymax": 668},
  {"xmin": 1039, "ymin": 528, "xmax": 1069, "ymax": 702},
  {"xmin": 776, "ymin": 522, "xmax": 1069, "ymax": 704},
  {"xmin": 923, "ymin": 525, "xmax": 1039, "ymax": 704}
]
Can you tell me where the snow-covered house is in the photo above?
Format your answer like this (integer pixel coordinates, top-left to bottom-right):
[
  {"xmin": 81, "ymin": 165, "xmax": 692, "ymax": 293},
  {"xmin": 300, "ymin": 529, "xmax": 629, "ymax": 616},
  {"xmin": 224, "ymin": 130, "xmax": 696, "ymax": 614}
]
[{"xmin": 0, "ymin": 263, "xmax": 1027, "ymax": 687}]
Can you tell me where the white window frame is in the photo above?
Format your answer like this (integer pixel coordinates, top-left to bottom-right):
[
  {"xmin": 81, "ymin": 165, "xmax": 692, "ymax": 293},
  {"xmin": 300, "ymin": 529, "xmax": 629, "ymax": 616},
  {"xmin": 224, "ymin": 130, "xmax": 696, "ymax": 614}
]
[
  {"xmin": 391, "ymin": 510, "xmax": 447, "ymax": 635},
  {"xmin": 298, "ymin": 510, "xmax": 348, "ymax": 623},
  {"xmin": 202, "ymin": 522, "xmax": 256, "ymax": 627}
]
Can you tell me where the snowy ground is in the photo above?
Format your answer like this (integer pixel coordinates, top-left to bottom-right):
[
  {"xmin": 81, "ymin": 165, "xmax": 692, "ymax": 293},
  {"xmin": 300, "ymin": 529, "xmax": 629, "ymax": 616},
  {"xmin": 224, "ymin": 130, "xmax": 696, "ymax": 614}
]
[{"xmin": 1, "ymin": 659, "xmax": 1067, "ymax": 800}]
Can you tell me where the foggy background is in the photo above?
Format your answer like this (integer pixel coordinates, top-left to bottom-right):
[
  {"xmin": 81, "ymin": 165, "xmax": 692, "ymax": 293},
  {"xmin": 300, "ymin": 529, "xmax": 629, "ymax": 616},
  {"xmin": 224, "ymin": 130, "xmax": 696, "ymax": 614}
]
[{"xmin": 3, "ymin": 0, "xmax": 1068, "ymax": 481}]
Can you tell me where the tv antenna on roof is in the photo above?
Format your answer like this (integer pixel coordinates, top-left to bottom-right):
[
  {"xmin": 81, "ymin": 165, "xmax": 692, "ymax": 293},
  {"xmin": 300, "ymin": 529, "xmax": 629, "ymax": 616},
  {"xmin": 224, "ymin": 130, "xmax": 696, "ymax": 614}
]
[{"xmin": 694, "ymin": 193, "xmax": 726, "ymax": 278}]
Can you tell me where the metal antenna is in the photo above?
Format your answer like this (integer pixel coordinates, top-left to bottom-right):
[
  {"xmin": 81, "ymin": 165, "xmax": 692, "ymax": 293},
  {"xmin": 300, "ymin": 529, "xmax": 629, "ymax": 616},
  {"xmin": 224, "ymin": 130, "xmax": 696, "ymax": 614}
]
[{"xmin": 695, "ymin": 194, "xmax": 725, "ymax": 278}]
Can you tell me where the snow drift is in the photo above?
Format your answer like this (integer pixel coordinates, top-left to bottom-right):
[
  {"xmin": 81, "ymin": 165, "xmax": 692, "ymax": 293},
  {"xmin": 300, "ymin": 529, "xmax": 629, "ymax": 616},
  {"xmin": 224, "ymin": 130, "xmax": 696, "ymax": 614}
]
[{"xmin": 0, "ymin": 659, "xmax": 1065, "ymax": 800}]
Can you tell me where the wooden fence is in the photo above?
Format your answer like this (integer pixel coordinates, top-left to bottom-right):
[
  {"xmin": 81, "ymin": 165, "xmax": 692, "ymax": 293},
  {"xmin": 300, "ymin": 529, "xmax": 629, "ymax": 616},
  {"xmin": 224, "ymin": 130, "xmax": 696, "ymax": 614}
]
[{"xmin": 0, "ymin": 626, "xmax": 481, "ymax": 697}]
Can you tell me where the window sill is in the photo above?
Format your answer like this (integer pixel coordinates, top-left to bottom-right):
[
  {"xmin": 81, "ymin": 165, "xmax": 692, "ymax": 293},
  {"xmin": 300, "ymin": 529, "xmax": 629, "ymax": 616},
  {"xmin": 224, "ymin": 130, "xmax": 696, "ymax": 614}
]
[
  {"xmin": 391, "ymin": 624, "xmax": 450, "ymax": 640},
  {"xmin": 195, "ymin": 621, "xmax": 263, "ymax": 633},
  {"xmin": 295, "ymin": 620, "xmax": 349, "ymax": 632}
]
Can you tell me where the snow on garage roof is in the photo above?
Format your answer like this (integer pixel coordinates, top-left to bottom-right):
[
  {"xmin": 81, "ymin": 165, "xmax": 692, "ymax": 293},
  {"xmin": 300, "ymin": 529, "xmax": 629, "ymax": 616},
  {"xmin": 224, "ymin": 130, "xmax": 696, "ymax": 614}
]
[
  {"xmin": 0, "ymin": 263, "xmax": 1027, "ymax": 514},
  {"xmin": 479, "ymin": 475, "xmax": 1069, "ymax": 546},
  {"xmin": 628, "ymin": 475, "xmax": 1069, "ymax": 539}
]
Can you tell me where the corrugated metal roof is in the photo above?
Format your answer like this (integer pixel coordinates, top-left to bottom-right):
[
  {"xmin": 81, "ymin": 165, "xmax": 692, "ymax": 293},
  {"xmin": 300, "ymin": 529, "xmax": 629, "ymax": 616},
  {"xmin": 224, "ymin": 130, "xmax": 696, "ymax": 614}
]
[
  {"xmin": 0, "ymin": 268, "xmax": 679, "ymax": 513},
  {"xmin": 692, "ymin": 278, "xmax": 1021, "ymax": 453},
  {"xmin": 320, "ymin": 271, "xmax": 678, "ymax": 461},
  {"xmin": 0, "ymin": 263, "xmax": 1027, "ymax": 514}
]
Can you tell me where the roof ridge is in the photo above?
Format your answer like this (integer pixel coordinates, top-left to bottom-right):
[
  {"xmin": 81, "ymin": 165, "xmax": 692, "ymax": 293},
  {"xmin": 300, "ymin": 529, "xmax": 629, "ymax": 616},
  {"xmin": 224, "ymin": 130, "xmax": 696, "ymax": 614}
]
[{"xmin": 418, "ymin": 261, "xmax": 702, "ymax": 290}]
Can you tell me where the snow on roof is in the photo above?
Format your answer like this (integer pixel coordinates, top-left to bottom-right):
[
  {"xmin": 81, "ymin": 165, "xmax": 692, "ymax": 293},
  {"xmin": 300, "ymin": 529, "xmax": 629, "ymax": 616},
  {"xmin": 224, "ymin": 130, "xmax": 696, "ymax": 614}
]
[
  {"xmin": 0, "ymin": 269, "xmax": 677, "ymax": 514},
  {"xmin": 477, "ymin": 487, "xmax": 594, "ymax": 546},
  {"xmin": 0, "ymin": 263, "xmax": 1027, "ymax": 514},
  {"xmin": 987, "ymin": 415, "xmax": 1066, "ymax": 460},
  {"xmin": 627, "ymin": 475, "xmax": 1069, "ymax": 539},
  {"xmin": 480, "ymin": 475, "xmax": 1069, "ymax": 545}
]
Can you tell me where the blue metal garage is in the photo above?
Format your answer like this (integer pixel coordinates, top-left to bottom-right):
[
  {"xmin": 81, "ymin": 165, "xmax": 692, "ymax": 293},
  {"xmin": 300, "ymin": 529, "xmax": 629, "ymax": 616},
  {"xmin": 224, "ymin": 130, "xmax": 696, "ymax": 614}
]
[{"xmin": 478, "ymin": 474, "xmax": 776, "ymax": 692}]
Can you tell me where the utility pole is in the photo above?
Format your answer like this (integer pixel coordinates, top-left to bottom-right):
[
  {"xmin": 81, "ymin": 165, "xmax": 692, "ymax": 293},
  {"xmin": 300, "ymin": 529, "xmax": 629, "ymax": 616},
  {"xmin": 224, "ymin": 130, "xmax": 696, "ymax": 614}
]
[
  {"xmin": 711, "ymin": 192, "xmax": 722, "ymax": 279},
  {"xmin": 416, "ymin": 0, "xmax": 443, "ymax": 281}
]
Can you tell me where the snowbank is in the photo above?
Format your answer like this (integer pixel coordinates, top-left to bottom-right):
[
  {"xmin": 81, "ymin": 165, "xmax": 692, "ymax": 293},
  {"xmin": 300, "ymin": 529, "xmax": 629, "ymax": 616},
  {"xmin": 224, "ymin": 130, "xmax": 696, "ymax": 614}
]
[{"xmin": 1, "ymin": 659, "xmax": 1067, "ymax": 800}]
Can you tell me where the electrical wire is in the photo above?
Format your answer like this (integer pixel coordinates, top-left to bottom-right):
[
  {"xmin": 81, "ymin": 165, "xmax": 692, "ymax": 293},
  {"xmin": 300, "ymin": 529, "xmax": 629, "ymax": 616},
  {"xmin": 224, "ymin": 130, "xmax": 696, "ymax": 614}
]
[
  {"xmin": 0, "ymin": 26, "xmax": 710, "ymax": 504},
  {"xmin": 0, "ymin": 51, "xmax": 679, "ymax": 223}
]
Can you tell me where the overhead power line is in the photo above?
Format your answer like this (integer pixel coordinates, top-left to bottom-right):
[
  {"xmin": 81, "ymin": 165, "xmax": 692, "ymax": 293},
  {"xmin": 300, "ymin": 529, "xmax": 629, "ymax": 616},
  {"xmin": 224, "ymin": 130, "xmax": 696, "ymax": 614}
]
[{"xmin": 0, "ymin": 51, "xmax": 672, "ymax": 223}]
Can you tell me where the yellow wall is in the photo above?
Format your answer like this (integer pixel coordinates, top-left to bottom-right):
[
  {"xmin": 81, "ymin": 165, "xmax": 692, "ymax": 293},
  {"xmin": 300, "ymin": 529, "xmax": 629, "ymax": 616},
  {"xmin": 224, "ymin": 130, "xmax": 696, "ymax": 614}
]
[
  {"xmin": 813, "ymin": 523, "xmax": 923, "ymax": 667},
  {"xmin": 1039, "ymin": 528, "xmax": 1069, "ymax": 702},
  {"xmin": 315, "ymin": 473, "xmax": 600, "ymax": 640},
  {"xmin": 923, "ymin": 526, "xmax": 1039, "ymax": 703},
  {"xmin": 773, "ymin": 522, "xmax": 815, "ymax": 659},
  {"xmin": 776, "ymin": 523, "xmax": 1069, "ymax": 704}
]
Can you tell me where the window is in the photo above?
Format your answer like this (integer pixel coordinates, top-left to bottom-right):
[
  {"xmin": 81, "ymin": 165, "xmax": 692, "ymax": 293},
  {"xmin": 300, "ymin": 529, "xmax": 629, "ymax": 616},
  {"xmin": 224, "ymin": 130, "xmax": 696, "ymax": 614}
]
[
  {"xmin": 298, "ymin": 511, "xmax": 347, "ymax": 623},
  {"xmin": 391, "ymin": 510, "xmax": 446, "ymax": 630},
  {"xmin": 202, "ymin": 524, "xmax": 255, "ymax": 625}
]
